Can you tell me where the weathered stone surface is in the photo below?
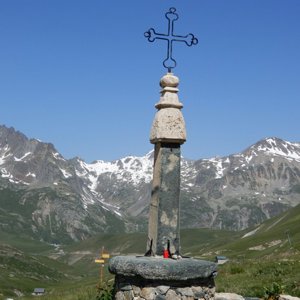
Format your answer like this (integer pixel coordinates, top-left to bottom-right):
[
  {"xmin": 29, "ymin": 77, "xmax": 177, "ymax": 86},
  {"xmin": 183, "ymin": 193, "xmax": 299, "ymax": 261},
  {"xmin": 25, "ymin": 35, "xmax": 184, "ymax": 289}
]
[
  {"xmin": 150, "ymin": 73, "xmax": 186, "ymax": 144},
  {"xmin": 160, "ymin": 73, "xmax": 179, "ymax": 88},
  {"xmin": 155, "ymin": 294, "xmax": 167, "ymax": 300},
  {"xmin": 156, "ymin": 285, "xmax": 170, "ymax": 295},
  {"xmin": 140, "ymin": 287, "xmax": 156, "ymax": 300},
  {"xmin": 132, "ymin": 285, "xmax": 141, "ymax": 296},
  {"xmin": 123, "ymin": 290, "xmax": 134, "ymax": 300},
  {"xmin": 166, "ymin": 289, "xmax": 180, "ymax": 300},
  {"xmin": 109, "ymin": 256, "xmax": 217, "ymax": 280},
  {"xmin": 112, "ymin": 277, "xmax": 215, "ymax": 300},
  {"xmin": 147, "ymin": 143, "xmax": 181, "ymax": 255},
  {"xmin": 176, "ymin": 287, "xmax": 194, "ymax": 297},
  {"xmin": 194, "ymin": 291, "xmax": 206, "ymax": 299},
  {"xmin": 215, "ymin": 293, "xmax": 244, "ymax": 300},
  {"xmin": 150, "ymin": 108, "xmax": 186, "ymax": 144},
  {"xmin": 279, "ymin": 296, "xmax": 300, "ymax": 300},
  {"xmin": 192, "ymin": 286, "xmax": 205, "ymax": 298},
  {"xmin": 115, "ymin": 291, "xmax": 125, "ymax": 300},
  {"xmin": 120, "ymin": 284, "xmax": 133, "ymax": 291}
]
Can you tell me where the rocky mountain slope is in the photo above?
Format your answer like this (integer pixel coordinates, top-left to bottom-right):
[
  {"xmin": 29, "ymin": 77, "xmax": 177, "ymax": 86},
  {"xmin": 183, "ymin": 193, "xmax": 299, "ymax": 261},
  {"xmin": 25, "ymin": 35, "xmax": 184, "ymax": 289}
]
[{"xmin": 0, "ymin": 125, "xmax": 300, "ymax": 243}]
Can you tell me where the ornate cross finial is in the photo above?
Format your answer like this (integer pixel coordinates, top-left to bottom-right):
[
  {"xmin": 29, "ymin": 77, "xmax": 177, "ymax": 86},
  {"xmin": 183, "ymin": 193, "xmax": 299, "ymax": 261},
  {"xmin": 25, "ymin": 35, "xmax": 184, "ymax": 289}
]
[{"xmin": 145, "ymin": 7, "xmax": 198, "ymax": 72}]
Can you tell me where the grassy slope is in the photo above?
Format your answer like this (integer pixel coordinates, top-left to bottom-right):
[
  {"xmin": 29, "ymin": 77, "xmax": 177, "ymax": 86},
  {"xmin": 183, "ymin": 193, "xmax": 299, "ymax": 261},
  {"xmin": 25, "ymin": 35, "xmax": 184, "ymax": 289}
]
[
  {"xmin": 0, "ymin": 231, "xmax": 53, "ymax": 253},
  {"xmin": 0, "ymin": 204, "xmax": 300, "ymax": 298},
  {"xmin": 0, "ymin": 244, "xmax": 68, "ymax": 297},
  {"xmin": 213, "ymin": 204, "xmax": 300, "ymax": 297},
  {"xmin": 209, "ymin": 203, "xmax": 300, "ymax": 259}
]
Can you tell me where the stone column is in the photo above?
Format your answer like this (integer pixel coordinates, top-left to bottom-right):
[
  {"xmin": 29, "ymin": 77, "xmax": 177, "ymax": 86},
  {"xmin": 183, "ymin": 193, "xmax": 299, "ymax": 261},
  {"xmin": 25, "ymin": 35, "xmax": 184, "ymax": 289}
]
[
  {"xmin": 109, "ymin": 72, "xmax": 217, "ymax": 300},
  {"xmin": 147, "ymin": 72, "xmax": 186, "ymax": 256}
]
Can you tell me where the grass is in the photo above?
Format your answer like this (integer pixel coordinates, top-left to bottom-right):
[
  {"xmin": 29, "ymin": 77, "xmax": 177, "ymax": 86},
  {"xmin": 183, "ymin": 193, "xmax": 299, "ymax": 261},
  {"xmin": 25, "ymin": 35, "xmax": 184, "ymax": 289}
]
[
  {"xmin": 0, "ymin": 277, "xmax": 114, "ymax": 300},
  {"xmin": 215, "ymin": 256, "xmax": 300, "ymax": 297},
  {"xmin": 180, "ymin": 228, "xmax": 241, "ymax": 257},
  {"xmin": 18, "ymin": 279, "xmax": 100, "ymax": 300},
  {"xmin": 1, "ymin": 204, "xmax": 300, "ymax": 298},
  {"xmin": 0, "ymin": 231, "xmax": 53, "ymax": 254},
  {"xmin": 0, "ymin": 244, "xmax": 70, "ymax": 298}
]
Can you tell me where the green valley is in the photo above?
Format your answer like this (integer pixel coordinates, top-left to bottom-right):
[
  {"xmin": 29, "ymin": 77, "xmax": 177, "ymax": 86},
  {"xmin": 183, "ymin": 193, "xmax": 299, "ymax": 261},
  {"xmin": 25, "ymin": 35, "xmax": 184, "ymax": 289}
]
[{"xmin": 1, "ymin": 204, "xmax": 300, "ymax": 299}]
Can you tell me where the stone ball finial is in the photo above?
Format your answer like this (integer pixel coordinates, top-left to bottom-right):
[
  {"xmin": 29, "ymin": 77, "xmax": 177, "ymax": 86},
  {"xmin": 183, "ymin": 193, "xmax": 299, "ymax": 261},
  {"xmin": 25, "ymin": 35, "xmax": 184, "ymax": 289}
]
[{"xmin": 160, "ymin": 73, "xmax": 179, "ymax": 88}]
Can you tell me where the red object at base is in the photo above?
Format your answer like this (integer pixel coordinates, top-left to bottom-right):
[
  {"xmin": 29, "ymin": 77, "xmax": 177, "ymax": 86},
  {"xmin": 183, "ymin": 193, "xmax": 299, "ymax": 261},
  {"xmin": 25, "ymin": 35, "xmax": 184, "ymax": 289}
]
[{"xmin": 163, "ymin": 250, "xmax": 169, "ymax": 258}]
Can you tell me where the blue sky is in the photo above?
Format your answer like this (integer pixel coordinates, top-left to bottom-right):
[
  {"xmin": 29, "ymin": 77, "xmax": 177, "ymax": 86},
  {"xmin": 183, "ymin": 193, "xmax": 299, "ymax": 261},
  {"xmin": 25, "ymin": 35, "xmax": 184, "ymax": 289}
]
[{"xmin": 1, "ymin": 0, "xmax": 299, "ymax": 162}]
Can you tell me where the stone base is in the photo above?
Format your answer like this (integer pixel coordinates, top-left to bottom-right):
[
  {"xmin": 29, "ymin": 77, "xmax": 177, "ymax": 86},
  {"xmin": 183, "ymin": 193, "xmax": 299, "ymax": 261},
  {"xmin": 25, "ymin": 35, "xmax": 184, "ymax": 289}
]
[{"xmin": 109, "ymin": 256, "xmax": 217, "ymax": 300}]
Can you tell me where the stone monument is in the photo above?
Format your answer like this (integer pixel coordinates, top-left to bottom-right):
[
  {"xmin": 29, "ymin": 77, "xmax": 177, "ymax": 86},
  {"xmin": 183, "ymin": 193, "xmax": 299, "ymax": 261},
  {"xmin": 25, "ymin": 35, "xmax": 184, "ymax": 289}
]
[{"xmin": 109, "ymin": 8, "xmax": 217, "ymax": 300}]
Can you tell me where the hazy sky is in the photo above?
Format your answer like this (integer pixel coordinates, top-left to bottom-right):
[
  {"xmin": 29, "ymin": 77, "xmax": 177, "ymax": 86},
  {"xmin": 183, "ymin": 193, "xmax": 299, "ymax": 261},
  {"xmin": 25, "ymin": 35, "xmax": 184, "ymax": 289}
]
[{"xmin": 1, "ymin": 0, "xmax": 299, "ymax": 162}]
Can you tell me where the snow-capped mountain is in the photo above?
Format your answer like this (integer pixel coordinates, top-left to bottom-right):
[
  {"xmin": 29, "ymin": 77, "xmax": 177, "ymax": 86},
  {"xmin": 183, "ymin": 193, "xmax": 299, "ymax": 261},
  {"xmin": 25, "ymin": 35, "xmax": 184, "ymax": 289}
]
[
  {"xmin": 1, "ymin": 125, "xmax": 300, "ymax": 243},
  {"xmin": 179, "ymin": 137, "xmax": 300, "ymax": 230}
]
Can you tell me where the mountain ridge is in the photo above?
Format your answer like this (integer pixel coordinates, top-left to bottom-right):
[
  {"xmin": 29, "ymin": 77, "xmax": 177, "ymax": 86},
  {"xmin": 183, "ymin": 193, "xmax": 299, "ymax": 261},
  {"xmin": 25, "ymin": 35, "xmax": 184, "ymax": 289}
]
[{"xmin": 1, "ymin": 124, "xmax": 300, "ymax": 243}]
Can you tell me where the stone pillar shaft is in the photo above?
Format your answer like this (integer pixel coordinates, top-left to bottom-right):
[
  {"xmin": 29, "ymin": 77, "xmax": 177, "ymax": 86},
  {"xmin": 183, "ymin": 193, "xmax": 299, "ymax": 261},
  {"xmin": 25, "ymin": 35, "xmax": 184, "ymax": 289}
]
[
  {"xmin": 148, "ymin": 142, "xmax": 181, "ymax": 255},
  {"xmin": 147, "ymin": 73, "xmax": 185, "ymax": 256}
]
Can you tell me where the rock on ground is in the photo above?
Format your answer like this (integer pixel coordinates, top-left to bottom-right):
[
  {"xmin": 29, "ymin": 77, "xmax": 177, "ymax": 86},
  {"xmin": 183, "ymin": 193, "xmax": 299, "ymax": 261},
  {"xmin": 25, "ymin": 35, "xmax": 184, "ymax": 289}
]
[{"xmin": 215, "ymin": 293, "xmax": 244, "ymax": 300}]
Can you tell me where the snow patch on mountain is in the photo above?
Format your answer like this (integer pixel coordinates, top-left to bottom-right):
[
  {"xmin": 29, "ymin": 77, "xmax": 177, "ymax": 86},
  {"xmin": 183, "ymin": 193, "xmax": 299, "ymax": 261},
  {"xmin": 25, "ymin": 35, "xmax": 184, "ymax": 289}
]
[
  {"xmin": 26, "ymin": 172, "xmax": 36, "ymax": 177},
  {"xmin": 1, "ymin": 169, "xmax": 12, "ymax": 178},
  {"xmin": 0, "ymin": 146, "xmax": 12, "ymax": 165},
  {"xmin": 14, "ymin": 152, "xmax": 32, "ymax": 161},
  {"xmin": 204, "ymin": 157, "xmax": 228, "ymax": 179},
  {"xmin": 181, "ymin": 160, "xmax": 198, "ymax": 186},
  {"xmin": 214, "ymin": 159, "xmax": 226, "ymax": 179},
  {"xmin": 244, "ymin": 155, "xmax": 253, "ymax": 163},
  {"xmin": 78, "ymin": 151, "xmax": 153, "ymax": 190},
  {"xmin": 252, "ymin": 138, "xmax": 300, "ymax": 161},
  {"xmin": 81, "ymin": 187, "xmax": 96, "ymax": 209},
  {"xmin": 59, "ymin": 168, "xmax": 72, "ymax": 178},
  {"xmin": 53, "ymin": 152, "xmax": 66, "ymax": 161}
]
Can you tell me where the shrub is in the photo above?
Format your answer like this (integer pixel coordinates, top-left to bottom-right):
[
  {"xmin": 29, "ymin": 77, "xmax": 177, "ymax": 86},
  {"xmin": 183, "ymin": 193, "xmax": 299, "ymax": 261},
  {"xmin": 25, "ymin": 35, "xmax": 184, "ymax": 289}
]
[
  {"xmin": 96, "ymin": 281, "xmax": 113, "ymax": 300},
  {"xmin": 264, "ymin": 282, "xmax": 285, "ymax": 300}
]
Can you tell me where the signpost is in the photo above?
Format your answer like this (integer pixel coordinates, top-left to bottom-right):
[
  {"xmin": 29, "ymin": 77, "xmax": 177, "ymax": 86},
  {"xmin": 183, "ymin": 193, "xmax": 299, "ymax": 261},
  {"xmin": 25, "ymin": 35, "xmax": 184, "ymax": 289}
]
[{"xmin": 95, "ymin": 247, "xmax": 110, "ymax": 284}]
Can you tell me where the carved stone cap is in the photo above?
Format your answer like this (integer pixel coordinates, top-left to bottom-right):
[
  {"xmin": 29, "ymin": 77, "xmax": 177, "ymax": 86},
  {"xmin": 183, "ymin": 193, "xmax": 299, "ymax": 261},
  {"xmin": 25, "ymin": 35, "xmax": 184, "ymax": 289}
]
[
  {"xmin": 150, "ymin": 73, "xmax": 186, "ymax": 144},
  {"xmin": 160, "ymin": 73, "xmax": 179, "ymax": 88},
  {"xmin": 156, "ymin": 73, "xmax": 183, "ymax": 109}
]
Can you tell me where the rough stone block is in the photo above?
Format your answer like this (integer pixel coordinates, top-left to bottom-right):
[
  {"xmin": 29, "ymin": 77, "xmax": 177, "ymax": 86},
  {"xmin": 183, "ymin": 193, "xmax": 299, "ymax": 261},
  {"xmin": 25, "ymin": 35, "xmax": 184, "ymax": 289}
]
[
  {"xmin": 216, "ymin": 293, "xmax": 244, "ymax": 300},
  {"xmin": 192, "ymin": 286, "xmax": 203, "ymax": 293},
  {"xmin": 115, "ymin": 291, "xmax": 125, "ymax": 300},
  {"xmin": 157, "ymin": 285, "xmax": 170, "ymax": 295},
  {"xmin": 279, "ymin": 296, "xmax": 300, "ymax": 300},
  {"xmin": 194, "ymin": 291, "xmax": 206, "ymax": 299},
  {"xmin": 123, "ymin": 290, "xmax": 134, "ymax": 300},
  {"xmin": 166, "ymin": 289, "xmax": 181, "ymax": 300},
  {"xmin": 140, "ymin": 287, "xmax": 156, "ymax": 300},
  {"xmin": 176, "ymin": 287, "xmax": 194, "ymax": 297},
  {"xmin": 120, "ymin": 284, "xmax": 133, "ymax": 291},
  {"xmin": 132, "ymin": 286, "xmax": 141, "ymax": 296}
]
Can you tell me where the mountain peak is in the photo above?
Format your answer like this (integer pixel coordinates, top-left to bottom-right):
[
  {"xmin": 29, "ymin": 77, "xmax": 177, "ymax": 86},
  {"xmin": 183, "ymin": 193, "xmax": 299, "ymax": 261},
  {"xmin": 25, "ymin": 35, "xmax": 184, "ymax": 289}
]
[{"xmin": 242, "ymin": 137, "xmax": 300, "ymax": 162}]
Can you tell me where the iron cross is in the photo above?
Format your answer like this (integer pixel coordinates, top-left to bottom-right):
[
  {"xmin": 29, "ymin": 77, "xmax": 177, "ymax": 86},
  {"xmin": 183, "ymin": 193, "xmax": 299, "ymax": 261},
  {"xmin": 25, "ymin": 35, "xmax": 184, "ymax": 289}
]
[{"xmin": 145, "ymin": 7, "xmax": 198, "ymax": 72}]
